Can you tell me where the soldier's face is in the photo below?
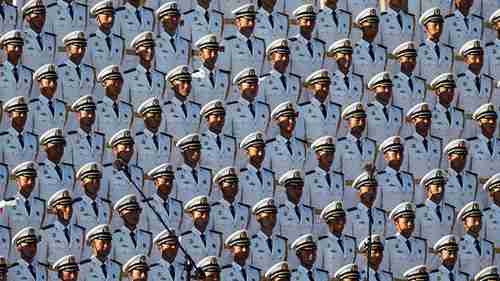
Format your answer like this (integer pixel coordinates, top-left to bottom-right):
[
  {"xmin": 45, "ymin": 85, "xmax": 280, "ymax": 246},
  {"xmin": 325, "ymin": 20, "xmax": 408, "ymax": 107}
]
[
  {"xmin": 394, "ymin": 217, "xmax": 415, "ymax": 237},
  {"xmin": 439, "ymin": 249, "xmax": 458, "ymax": 268},
  {"xmin": 298, "ymin": 18, "xmax": 315, "ymax": 34},
  {"xmin": 424, "ymin": 21, "xmax": 442, "ymax": 40},
  {"xmin": 66, "ymin": 45, "xmax": 86, "ymax": 65},
  {"xmin": 78, "ymin": 110, "xmax": 96, "ymax": 127},
  {"xmin": 368, "ymin": 247, "xmax": 383, "ymax": 268},
  {"xmin": 137, "ymin": 46, "xmax": 154, "ymax": 62},
  {"xmin": 246, "ymin": 144, "xmax": 266, "ymax": 166},
  {"xmin": 161, "ymin": 14, "xmax": 180, "ymax": 32},
  {"xmin": 463, "ymin": 216, "xmax": 482, "ymax": 234},
  {"xmin": 374, "ymin": 85, "xmax": 392, "ymax": 105},
  {"xmin": 388, "ymin": 0, "xmax": 402, "ymax": 9},
  {"xmin": 39, "ymin": 78, "xmax": 57, "ymax": 98},
  {"xmin": 55, "ymin": 203, "xmax": 74, "ymax": 224},
  {"xmin": 204, "ymin": 271, "xmax": 220, "ymax": 281},
  {"xmin": 182, "ymin": 149, "xmax": 200, "ymax": 166},
  {"xmin": 173, "ymin": 80, "xmax": 192, "ymax": 97},
  {"xmin": 97, "ymin": 13, "xmax": 114, "ymax": 31},
  {"xmin": 358, "ymin": 185, "xmax": 377, "ymax": 206},
  {"xmin": 285, "ymin": 183, "xmax": 303, "ymax": 203},
  {"xmin": 478, "ymin": 117, "xmax": 497, "ymax": 138},
  {"xmin": 92, "ymin": 239, "xmax": 112, "ymax": 258},
  {"xmin": 113, "ymin": 143, "xmax": 134, "ymax": 162},
  {"xmin": 5, "ymin": 44, "xmax": 23, "ymax": 61},
  {"xmin": 144, "ymin": 112, "xmax": 162, "ymax": 131},
  {"xmin": 399, "ymin": 55, "xmax": 416, "ymax": 73},
  {"xmin": 155, "ymin": 176, "xmax": 174, "ymax": 197},
  {"xmin": 220, "ymin": 181, "xmax": 239, "ymax": 201},
  {"xmin": 435, "ymin": 87, "xmax": 455, "ymax": 107},
  {"xmin": 298, "ymin": 248, "xmax": 316, "ymax": 267},
  {"xmin": 324, "ymin": 0, "xmax": 337, "ymax": 7},
  {"xmin": 490, "ymin": 190, "xmax": 500, "ymax": 205},
  {"xmin": 236, "ymin": 17, "xmax": 255, "ymax": 36},
  {"xmin": 383, "ymin": 150, "xmax": 402, "ymax": 170},
  {"xmin": 120, "ymin": 208, "xmax": 141, "ymax": 227},
  {"xmin": 347, "ymin": 117, "xmax": 366, "ymax": 135},
  {"xmin": 455, "ymin": 0, "xmax": 473, "ymax": 11},
  {"xmin": 277, "ymin": 115, "xmax": 296, "ymax": 135},
  {"xmin": 0, "ymin": 271, "xmax": 6, "ymax": 281},
  {"xmin": 496, "ymin": 21, "xmax": 500, "ymax": 33},
  {"xmin": 316, "ymin": 150, "xmax": 334, "ymax": 170},
  {"xmin": 239, "ymin": 82, "xmax": 258, "ymax": 100},
  {"xmin": 60, "ymin": 270, "xmax": 79, "ymax": 281},
  {"xmin": 82, "ymin": 177, "xmax": 101, "ymax": 196},
  {"xmin": 448, "ymin": 153, "xmax": 466, "ymax": 172},
  {"xmin": 9, "ymin": 111, "xmax": 27, "ymax": 129},
  {"xmin": 26, "ymin": 12, "xmax": 46, "ymax": 32},
  {"xmin": 271, "ymin": 52, "xmax": 289, "ymax": 73},
  {"xmin": 197, "ymin": 0, "xmax": 211, "ymax": 8},
  {"xmin": 327, "ymin": 216, "xmax": 346, "ymax": 235},
  {"xmin": 17, "ymin": 242, "xmax": 37, "ymax": 262},
  {"xmin": 232, "ymin": 244, "xmax": 250, "ymax": 262},
  {"xmin": 465, "ymin": 53, "xmax": 484, "ymax": 73},
  {"xmin": 206, "ymin": 112, "xmax": 225, "ymax": 133},
  {"xmin": 104, "ymin": 78, "xmax": 124, "ymax": 96},
  {"xmin": 45, "ymin": 142, "xmax": 65, "ymax": 162},
  {"xmin": 159, "ymin": 242, "xmax": 178, "ymax": 261},
  {"xmin": 257, "ymin": 211, "xmax": 277, "ymax": 229},
  {"xmin": 200, "ymin": 48, "xmax": 219, "ymax": 67},
  {"xmin": 361, "ymin": 23, "xmax": 378, "ymax": 41},
  {"xmin": 412, "ymin": 116, "xmax": 431, "ymax": 135},
  {"xmin": 192, "ymin": 210, "xmax": 210, "ymax": 231},
  {"xmin": 335, "ymin": 53, "xmax": 352, "ymax": 73},
  {"xmin": 312, "ymin": 81, "xmax": 331, "ymax": 102},
  {"xmin": 129, "ymin": 269, "xmax": 148, "ymax": 281},
  {"xmin": 425, "ymin": 183, "xmax": 444, "ymax": 203},
  {"xmin": 17, "ymin": 175, "xmax": 35, "ymax": 194},
  {"xmin": 262, "ymin": 0, "xmax": 277, "ymax": 8}
]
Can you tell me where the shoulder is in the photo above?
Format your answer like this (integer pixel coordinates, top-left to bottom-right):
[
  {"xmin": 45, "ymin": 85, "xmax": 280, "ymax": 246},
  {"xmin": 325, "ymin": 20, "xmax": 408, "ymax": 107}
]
[
  {"xmin": 79, "ymin": 259, "xmax": 91, "ymax": 265},
  {"xmin": 346, "ymin": 207, "xmax": 357, "ymax": 212},
  {"xmin": 139, "ymin": 229, "xmax": 153, "ymax": 236},
  {"xmin": 143, "ymin": 6, "xmax": 154, "ymax": 13},
  {"xmin": 314, "ymin": 38, "xmax": 326, "ymax": 45},
  {"xmin": 299, "ymin": 101, "xmax": 311, "ymax": 107},
  {"xmin": 265, "ymin": 138, "xmax": 276, "ymax": 144},
  {"xmin": 183, "ymin": 9, "xmax": 194, "ymax": 15},
  {"xmin": 181, "ymin": 230, "xmax": 192, "ymax": 236},
  {"xmin": 276, "ymin": 234, "xmax": 287, "ymax": 241},
  {"xmin": 41, "ymin": 224, "xmax": 54, "ymax": 230},
  {"xmin": 224, "ymin": 35, "xmax": 237, "ymax": 41}
]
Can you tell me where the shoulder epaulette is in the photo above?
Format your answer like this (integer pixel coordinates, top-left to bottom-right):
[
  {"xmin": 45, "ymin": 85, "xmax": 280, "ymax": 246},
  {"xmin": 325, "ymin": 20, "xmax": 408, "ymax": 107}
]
[
  {"xmin": 345, "ymin": 234, "xmax": 356, "ymax": 240},
  {"xmin": 67, "ymin": 130, "xmax": 78, "ymax": 135},
  {"xmin": 367, "ymin": 137, "xmax": 376, "ymax": 143},
  {"xmin": 83, "ymin": 63, "xmax": 95, "ymax": 70},
  {"xmin": 263, "ymin": 168, "xmax": 274, "ymax": 174},
  {"xmin": 113, "ymin": 228, "xmax": 122, "ymax": 233},
  {"xmin": 338, "ymin": 8, "xmax": 351, "ymax": 15},
  {"xmin": 305, "ymin": 170, "xmax": 315, "ymax": 175},
  {"xmin": 483, "ymin": 207, "xmax": 491, "ymax": 212},
  {"xmin": 251, "ymin": 234, "xmax": 258, "ymax": 239},
  {"xmin": 465, "ymin": 171, "xmax": 478, "ymax": 178},
  {"xmin": 486, "ymin": 42, "xmax": 495, "ymax": 47},
  {"xmin": 377, "ymin": 44, "xmax": 387, "ymax": 49},
  {"xmin": 219, "ymin": 69, "xmax": 230, "ymax": 74},
  {"xmin": 289, "ymin": 37, "xmax": 298, "ymax": 42},
  {"xmin": 378, "ymin": 171, "xmax": 386, "ymax": 175},
  {"xmin": 443, "ymin": 43, "xmax": 453, "ymax": 49},
  {"xmin": 317, "ymin": 269, "xmax": 328, "ymax": 274},
  {"xmin": 79, "ymin": 259, "xmax": 91, "ymax": 265},
  {"xmin": 200, "ymin": 166, "xmax": 211, "ymax": 172},
  {"xmin": 113, "ymin": 34, "xmax": 125, "ymax": 40},
  {"xmin": 459, "ymin": 272, "xmax": 470, "ymax": 279},
  {"xmin": 0, "ymin": 225, "xmax": 10, "ymax": 230},
  {"xmin": 295, "ymin": 138, "xmax": 306, "ymax": 143},
  {"xmin": 380, "ymin": 11, "xmax": 387, "ymax": 15},
  {"xmin": 41, "ymin": 224, "xmax": 54, "ymax": 230},
  {"xmin": 277, "ymin": 12, "xmax": 288, "ymax": 17},
  {"xmin": 304, "ymin": 204, "xmax": 314, "ymax": 210},
  {"xmin": 444, "ymin": 203, "xmax": 455, "ymax": 209},
  {"xmin": 260, "ymin": 73, "xmax": 270, "ymax": 78},
  {"xmin": 34, "ymin": 197, "xmax": 45, "ymax": 202},
  {"xmin": 266, "ymin": 138, "xmax": 276, "ymax": 144},
  {"xmin": 430, "ymin": 269, "xmax": 439, "ymax": 274},
  {"xmin": 143, "ymin": 6, "xmax": 153, "ymax": 12},
  {"xmin": 337, "ymin": 137, "xmax": 347, "ymax": 142},
  {"xmin": 314, "ymin": 38, "xmax": 326, "ymax": 45},
  {"xmin": 74, "ymin": 224, "xmax": 85, "ymax": 231},
  {"xmin": 47, "ymin": 2, "xmax": 57, "ymax": 7},
  {"xmin": 142, "ymin": 198, "xmax": 153, "ymax": 203},
  {"xmin": 257, "ymin": 101, "xmax": 269, "ymax": 106},
  {"xmin": 211, "ymin": 202, "xmax": 220, "ymax": 207},
  {"xmin": 58, "ymin": 63, "xmax": 67, "ymax": 67},
  {"xmin": 472, "ymin": 14, "xmax": 483, "ymax": 19},
  {"xmin": 124, "ymin": 68, "xmax": 135, "ymax": 74},
  {"xmin": 212, "ymin": 9, "xmax": 223, "ymax": 15},
  {"xmin": 221, "ymin": 264, "xmax": 232, "ymax": 269},
  {"xmin": 299, "ymin": 101, "xmax": 311, "ymax": 106},
  {"xmin": 484, "ymin": 239, "xmax": 494, "ymax": 245},
  {"xmin": 414, "ymin": 236, "xmax": 427, "ymax": 242},
  {"xmin": 278, "ymin": 204, "xmax": 285, "ymax": 208},
  {"xmin": 75, "ymin": 2, "xmax": 87, "ymax": 6},
  {"xmin": 276, "ymin": 234, "xmax": 287, "ymax": 240},
  {"xmin": 454, "ymin": 107, "xmax": 464, "ymax": 113},
  {"xmin": 386, "ymin": 236, "xmax": 396, "ymax": 240},
  {"xmin": 89, "ymin": 33, "xmax": 97, "ymax": 38},
  {"xmin": 226, "ymin": 101, "xmax": 238, "ymax": 105},
  {"xmin": 181, "ymin": 230, "xmax": 192, "ymax": 236},
  {"xmin": 183, "ymin": 9, "xmax": 194, "ymax": 15},
  {"xmin": 416, "ymin": 203, "xmax": 425, "ymax": 208},
  {"xmin": 55, "ymin": 98, "xmax": 66, "ymax": 104},
  {"xmin": 467, "ymin": 137, "xmax": 478, "ymax": 141},
  {"xmin": 101, "ymin": 198, "xmax": 111, "ymax": 203},
  {"xmin": 139, "ymin": 229, "xmax": 152, "ymax": 235},
  {"xmin": 375, "ymin": 207, "xmax": 385, "ymax": 213},
  {"xmin": 171, "ymin": 198, "xmax": 182, "ymax": 205},
  {"xmin": 484, "ymin": 74, "xmax": 494, "ymax": 80},
  {"xmin": 457, "ymin": 73, "xmax": 466, "ymax": 77},
  {"xmin": 111, "ymin": 259, "xmax": 122, "ymax": 265},
  {"xmin": 419, "ymin": 42, "xmax": 426, "ymax": 47},
  {"xmin": 135, "ymin": 132, "xmax": 144, "ymax": 136},
  {"xmin": 21, "ymin": 65, "xmax": 34, "ymax": 72},
  {"xmin": 318, "ymin": 235, "xmax": 328, "ymax": 240},
  {"xmin": 444, "ymin": 14, "xmax": 454, "ymax": 18},
  {"xmin": 238, "ymin": 202, "xmax": 251, "ymax": 208},
  {"xmin": 210, "ymin": 230, "xmax": 222, "ymax": 235},
  {"xmin": 404, "ymin": 136, "xmax": 414, "ymax": 140},
  {"xmin": 224, "ymin": 35, "xmax": 237, "ymax": 40},
  {"xmin": 393, "ymin": 105, "xmax": 403, "ymax": 111},
  {"xmin": 255, "ymin": 36, "xmax": 265, "ymax": 42},
  {"xmin": 62, "ymin": 162, "xmax": 74, "ymax": 167},
  {"xmin": 0, "ymin": 132, "xmax": 7, "ymax": 136},
  {"xmin": 353, "ymin": 73, "xmax": 363, "ymax": 79},
  {"xmin": 103, "ymin": 163, "xmax": 113, "ymax": 167},
  {"xmin": 291, "ymin": 269, "xmax": 298, "ymax": 272}
]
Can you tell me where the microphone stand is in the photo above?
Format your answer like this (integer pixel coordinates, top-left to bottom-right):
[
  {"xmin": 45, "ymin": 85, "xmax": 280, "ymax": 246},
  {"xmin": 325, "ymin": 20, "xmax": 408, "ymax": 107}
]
[
  {"xmin": 367, "ymin": 207, "xmax": 373, "ymax": 281},
  {"xmin": 115, "ymin": 158, "xmax": 204, "ymax": 281}
]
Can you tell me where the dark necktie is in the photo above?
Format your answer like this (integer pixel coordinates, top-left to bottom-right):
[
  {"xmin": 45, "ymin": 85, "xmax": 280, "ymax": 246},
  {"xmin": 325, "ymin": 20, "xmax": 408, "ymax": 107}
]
[
  {"xmin": 28, "ymin": 264, "xmax": 36, "ymax": 279},
  {"xmin": 247, "ymin": 39, "xmax": 253, "ymax": 55},
  {"xmin": 92, "ymin": 200, "xmax": 99, "ymax": 216},
  {"xmin": 367, "ymin": 209, "xmax": 373, "ymax": 224},
  {"xmin": 36, "ymin": 34, "xmax": 44, "ymax": 50},
  {"xmin": 86, "ymin": 135, "xmax": 92, "ymax": 147},
  {"xmin": 331, "ymin": 10, "xmax": 338, "ymax": 26},
  {"xmin": 192, "ymin": 169, "xmax": 198, "ymax": 183},
  {"xmin": 457, "ymin": 174, "xmax": 463, "ymax": 187},
  {"xmin": 397, "ymin": 13, "xmax": 403, "ymax": 28},
  {"xmin": 307, "ymin": 41, "xmax": 313, "ymax": 56},
  {"xmin": 256, "ymin": 170, "xmax": 263, "ymax": 184},
  {"xmin": 200, "ymin": 233, "xmax": 207, "ymax": 246},
  {"xmin": 280, "ymin": 75, "xmax": 287, "ymax": 90},
  {"xmin": 170, "ymin": 37, "xmax": 177, "ymax": 52},
  {"xmin": 396, "ymin": 172, "xmax": 403, "ymax": 186},
  {"xmin": 436, "ymin": 205, "xmax": 442, "ymax": 221},
  {"xmin": 18, "ymin": 134, "xmax": 24, "ymax": 148},
  {"xmin": 47, "ymin": 99, "xmax": 55, "ymax": 115},
  {"xmin": 152, "ymin": 134, "xmax": 159, "ymax": 149},
  {"xmin": 204, "ymin": 10, "xmax": 209, "ymax": 22},
  {"xmin": 64, "ymin": 227, "xmax": 70, "ymax": 243},
  {"xmin": 344, "ymin": 76, "xmax": 350, "ymax": 88},
  {"xmin": 475, "ymin": 76, "xmax": 481, "ymax": 92},
  {"xmin": 25, "ymin": 200, "xmax": 31, "ymax": 215},
  {"xmin": 75, "ymin": 65, "xmax": 81, "ymax": 79},
  {"xmin": 267, "ymin": 237, "xmax": 273, "ymax": 251},
  {"xmin": 446, "ymin": 109, "xmax": 452, "ymax": 124},
  {"xmin": 112, "ymin": 102, "xmax": 119, "ymax": 117},
  {"xmin": 268, "ymin": 14, "xmax": 274, "ymax": 28},
  {"xmin": 320, "ymin": 103, "xmax": 327, "ymax": 119},
  {"xmin": 308, "ymin": 270, "xmax": 315, "ymax": 281},
  {"xmin": 474, "ymin": 239, "xmax": 482, "ymax": 255},
  {"xmin": 68, "ymin": 3, "xmax": 74, "ymax": 19},
  {"xmin": 368, "ymin": 43, "xmax": 375, "ymax": 61},
  {"xmin": 135, "ymin": 8, "xmax": 142, "ymax": 24},
  {"xmin": 13, "ymin": 66, "xmax": 18, "ymax": 82},
  {"xmin": 229, "ymin": 204, "xmax": 236, "ymax": 218},
  {"xmin": 181, "ymin": 103, "xmax": 187, "ymax": 118},
  {"xmin": 423, "ymin": 139, "xmax": 428, "ymax": 151},
  {"xmin": 241, "ymin": 268, "xmax": 247, "ymax": 281},
  {"xmin": 488, "ymin": 140, "xmax": 494, "ymax": 155},
  {"xmin": 356, "ymin": 139, "xmax": 363, "ymax": 154},
  {"xmin": 55, "ymin": 164, "xmax": 63, "ymax": 180},
  {"xmin": 209, "ymin": 72, "xmax": 215, "ymax": 87},
  {"xmin": 464, "ymin": 17, "xmax": 469, "ymax": 29},
  {"xmin": 248, "ymin": 103, "xmax": 255, "ymax": 118},
  {"xmin": 216, "ymin": 135, "xmax": 221, "ymax": 149},
  {"xmin": 146, "ymin": 71, "xmax": 152, "ymax": 86},
  {"xmin": 286, "ymin": 140, "xmax": 293, "ymax": 155},
  {"xmin": 434, "ymin": 44, "xmax": 440, "ymax": 59},
  {"xmin": 405, "ymin": 239, "xmax": 412, "ymax": 252},
  {"xmin": 0, "ymin": 5, "xmax": 4, "ymax": 19},
  {"xmin": 383, "ymin": 106, "xmax": 389, "ymax": 120},
  {"xmin": 130, "ymin": 231, "xmax": 137, "ymax": 247},
  {"xmin": 408, "ymin": 76, "xmax": 414, "ymax": 91},
  {"xmin": 375, "ymin": 272, "xmax": 381, "ymax": 281},
  {"xmin": 294, "ymin": 204, "xmax": 301, "ymax": 220},
  {"xmin": 337, "ymin": 237, "xmax": 345, "ymax": 253},
  {"xmin": 449, "ymin": 272, "xmax": 455, "ymax": 281},
  {"xmin": 105, "ymin": 36, "xmax": 112, "ymax": 51},
  {"xmin": 163, "ymin": 200, "xmax": 170, "ymax": 215},
  {"xmin": 101, "ymin": 264, "xmax": 108, "ymax": 278},
  {"xmin": 325, "ymin": 173, "xmax": 331, "ymax": 187},
  {"xmin": 169, "ymin": 264, "xmax": 176, "ymax": 280}
]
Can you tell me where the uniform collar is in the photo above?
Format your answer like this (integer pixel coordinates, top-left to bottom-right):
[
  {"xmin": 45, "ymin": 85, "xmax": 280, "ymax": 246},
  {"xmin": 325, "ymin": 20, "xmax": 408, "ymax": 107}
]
[
  {"xmin": 439, "ymin": 265, "xmax": 455, "ymax": 274},
  {"xmin": 454, "ymin": 9, "xmax": 469, "ymax": 19},
  {"xmin": 314, "ymin": 166, "xmax": 328, "ymax": 176},
  {"xmin": 357, "ymin": 202, "xmax": 371, "ymax": 212},
  {"xmin": 479, "ymin": 133, "xmax": 496, "ymax": 144},
  {"xmin": 334, "ymin": 69, "xmax": 350, "ymax": 79},
  {"xmin": 91, "ymin": 256, "xmax": 110, "ymax": 268},
  {"xmin": 346, "ymin": 133, "xmax": 361, "ymax": 142},
  {"xmin": 311, "ymin": 96, "xmax": 327, "ymax": 107},
  {"xmin": 8, "ymin": 127, "xmax": 25, "ymax": 136},
  {"xmin": 285, "ymin": 199, "xmax": 301, "ymax": 209},
  {"xmin": 173, "ymin": 96, "xmax": 187, "ymax": 106},
  {"xmin": 465, "ymin": 69, "xmax": 482, "ymax": 80},
  {"xmin": 137, "ymin": 63, "xmax": 152, "ymax": 74},
  {"xmin": 384, "ymin": 166, "xmax": 400, "ymax": 174},
  {"xmin": 276, "ymin": 134, "xmax": 293, "ymax": 144},
  {"xmin": 435, "ymin": 102, "xmax": 451, "ymax": 112},
  {"xmin": 232, "ymin": 262, "xmax": 247, "ymax": 271},
  {"xmin": 160, "ymin": 31, "xmax": 178, "ymax": 41},
  {"xmin": 396, "ymin": 71, "xmax": 411, "ymax": 81},
  {"xmin": 237, "ymin": 31, "xmax": 253, "ymax": 41},
  {"xmin": 328, "ymin": 232, "xmax": 343, "ymax": 240},
  {"xmin": 125, "ymin": 2, "xmax": 141, "ymax": 13},
  {"xmin": 206, "ymin": 129, "xmax": 221, "ymax": 139},
  {"xmin": 43, "ymin": 158, "xmax": 60, "ymax": 169},
  {"xmin": 122, "ymin": 225, "xmax": 137, "ymax": 236},
  {"xmin": 425, "ymin": 38, "xmax": 439, "ymax": 48},
  {"xmin": 199, "ymin": 64, "xmax": 218, "ymax": 75},
  {"xmin": 4, "ymin": 60, "xmax": 17, "ymax": 71},
  {"xmin": 395, "ymin": 232, "xmax": 411, "ymax": 243},
  {"xmin": 195, "ymin": 4, "xmax": 208, "ymax": 14},
  {"xmin": 144, "ymin": 128, "xmax": 158, "ymax": 138},
  {"xmin": 39, "ymin": 93, "xmax": 55, "ymax": 104},
  {"xmin": 270, "ymin": 69, "xmax": 288, "ymax": 78},
  {"xmin": 153, "ymin": 193, "xmax": 169, "ymax": 204},
  {"xmin": 15, "ymin": 192, "xmax": 31, "ymax": 203},
  {"xmin": 491, "ymin": 203, "xmax": 500, "ymax": 212},
  {"xmin": 238, "ymin": 97, "xmax": 254, "ymax": 106},
  {"xmin": 58, "ymin": 0, "xmax": 73, "ymax": 8},
  {"xmin": 220, "ymin": 199, "xmax": 236, "ymax": 208},
  {"xmin": 358, "ymin": 38, "xmax": 373, "ymax": 48},
  {"xmin": 298, "ymin": 265, "xmax": 315, "ymax": 274},
  {"xmin": 96, "ymin": 29, "xmax": 111, "ymax": 39},
  {"xmin": 54, "ymin": 219, "xmax": 71, "ymax": 231},
  {"xmin": 258, "ymin": 7, "xmax": 275, "ymax": 16},
  {"xmin": 297, "ymin": 33, "xmax": 311, "ymax": 44},
  {"xmin": 424, "ymin": 199, "xmax": 440, "ymax": 210},
  {"xmin": 181, "ymin": 163, "xmax": 199, "ymax": 172},
  {"xmin": 257, "ymin": 230, "xmax": 274, "ymax": 240},
  {"xmin": 412, "ymin": 132, "xmax": 429, "ymax": 142},
  {"xmin": 78, "ymin": 127, "xmax": 93, "ymax": 137},
  {"xmin": 322, "ymin": 6, "xmax": 337, "ymax": 13},
  {"xmin": 447, "ymin": 168, "xmax": 464, "ymax": 178},
  {"xmin": 463, "ymin": 233, "xmax": 478, "ymax": 243},
  {"xmin": 246, "ymin": 163, "xmax": 261, "ymax": 174},
  {"xmin": 160, "ymin": 258, "xmax": 173, "ymax": 268},
  {"xmin": 82, "ymin": 193, "xmax": 98, "ymax": 205},
  {"xmin": 64, "ymin": 58, "xmax": 80, "ymax": 69},
  {"xmin": 192, "ymin": 226, "xmax": 206, "ymax": 236},
  {"xmin": 386, "ymin": 7, "xmax": 400, "ymax": 16}
]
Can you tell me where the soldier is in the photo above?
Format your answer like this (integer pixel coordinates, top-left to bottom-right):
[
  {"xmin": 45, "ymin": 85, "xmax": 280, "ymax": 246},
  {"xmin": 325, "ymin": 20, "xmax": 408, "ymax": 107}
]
[
  {"xmin": 443, "ymin": 0, "xmax": 483, "ymax": 49},
  {"xmin": 163, "ymin": 65, "xmax": 201, "ymax": 140},
  {"xmin": 415, "ymin": 169, "xmax": 456, "ymax": 250},
  {"xmin": 483, "ymin": 173, "xmax": 500, "ymax": 266},
  {"xmin": 430, "ymin": 235, "xmax": 469, "ymax": 281},
  {"xmin": 358, "ymin": 235, "xmax": 393, "ymax": 281},
  {"xmin": 0, "ymin": 236, "xmax": 9, "ymax": 265},
  {"xmin": 265, "ymin": 262, "xmax": 291, "ymax": 281},
  {"xmin": 456, "ymin": 40, "xmax": 494, "ymax": 138},
  {"xmin": 276, "ymin": 169, "xmax": 314, "ymax": 245},
  {"xmin": 259, "ymin": 38, "xmax": 301, "ymax": 110},
  {"xmin": 0, "ymin": 161, "xmax": 45, "ymax": 235},
  {"xmin": 334, "ymin": 102, "xmax": 377, "ymax": 190},
  {"xmin": 45, "ymin": 0, "xmax": 87, "ymax": 53},
  {"xmin": 391, "ymin": 41, "xmax": 427, "ymax": 129},
  {"xmin": 67, "ymin": 95, "xmax": 106, "ymax": 167},
  {"xmin": 191, "ymin": 34, "xmax": 231, "ymax": 107},
  {"xmin": 254, "ymin": 0, "xmax": 288, "ymax": 47},
  {"xmin": 210, "ymin": 167, "xmax": 251, "ymax": 240},
  {"xmin": 290, "ymin": 234, "xmax": 329, "ymax": 281},
  {"xmin": 402, "ymin": 103, "xmax": 443, "ymax": 180},
  {"xmin": 304, "ymin": 136, "xmax": 344, "ymax": 213},
  {"xmin": 485, "ymin": 10, "xmax": 500, "ymax": 79},
  {"xmin": 366, "ymin": 71, "xmax": 403, "ymax": 143},
  {"xmin": 429, "ymin": 73, "xmax": 465, "ymax": 145},
  {"xmin": 21, "ymin": 0, "xmax": 56, "ymax": 72},
  {"xmin": 416, "ymin": 8, "xmax": 454, "ymax": 84},
  {"xmin": 382, "ymin": 202, "xmax": 427, "ymax": 280},
  {"xmin": 225, "ymin": 68, "xmax": 270, "ymax": 142},
  {"xmin": 220, "ymin": 4, "xmax": 266, "ymax": 76},
  {"xmin": 345, "ymin": 169, "xmax": 387, "ymax": 240},
  {"xmin": 379, "ymin": 0, "xmax": 415, "ymax": 52},
  {"xmin": 474, "ymin": 266, "xmax": 500, "ymax": 281},
  {"xmin": 102, "ymin": 129, "xmax": 145, "ymax": 203},
  {"xmin": 352, "ymin": 8, "xmax": 387, "ymax": 84},
  {"xmin": 417, "ymin": 0, "xmax": 452, "ymax": 18},
  {"xmin": 73, "ymin": 162, "xmax": 113, "ymax": 229},
  {"xmin": 87, "ymin": 0, "xmax": 125, "ymax": 72},
  {"xmin": 8, "ymin": 227, "xmax": 48, "ymax": 281},
  {"xmin": 404, "ymin": 266, "xmax": 429, "ymax": 281},
  {"xmin": 37, "ymin": 128, "xmax": 75, "ymax": 200},
  {"xmin": 334, "ymin": 263, "xmax": 361, "ymax": 281},
  {"xmin": 467, "ymin": 103, "xmax": 500, "ymax": 180},
  {"xmin": 150, "ymin": 230, "xmax": 185, "ymax": 280},
  {"xmin": 443, "ymin": 139, "xmax": 480, "ymax": 211},
  {"xmin": 143, "ymin": 163, "xmax": 183, "ymax": 235},
  {"xmin": 155, "ymin": 2, "xmax": 191, "ymax": 74},
  {"xmin": 267, "ymin": 101, "xmax": 307, "ymax": 175},
  {"xmin": 326, "ymin": 38, "xmax": 365, "ymax": 111},
  {"xmin": 179, "ymin": 195, "xmax": 223, "ymax": 263},
  {"xmin": 345, "ymin": 0, "xmax": 378, "ymax": 19},
  {"xmin": 123, "ymin": 31, "xmax": 166, "ymax": 109},
  {"xmin": 95, "ymin": 65, "xmax": 134, "ymax": 138},
  {"xmin": 288, "ymin": 4, "xmax": 326, "ymax": 78},
  {"xmin": 180, "ymin": 0, "xmax": 224, "ymax": 46},
  {"xmin": 39, "ymin": 189, "xmax": 85, "ymax": 263},
  {"xmin": 79, "ymin": 224, "xmax": 122, "ymax": 281},
  {"xmin": 199, "ymin": 100, "xmax": 237, "ymax": 172},
  {"xmin": 317, "ymin": 201, "xmax": 357, "ymax": 276},
  {"xmin": 375, "ymin": 136, "xmax": 415, "ymax": 212},
  {"xmin": 122, "ymin": 254, "xmax": 149, "ymax": 281},
  {"xmin": 0, "ymin": 0, "xmax": 17, "ymax": 34},
  {"xmin": 174, "ymin": 134, "xmax": 212, "ymax": 203},
  {"xmin": 457, "ymin": 201, "xmax": 495, "ymax": 276},
  {"xmin": 315, "ymin": 0, "xmax": 351, "ymax": 47},
  {"xmin": 57, "ymin": 31, "xmax": 96, "ymax": 105},
  {"xmin": 134, "ymin": 97, "xmax": 173, "ymax": 172},
  {"xmin": 197, "ymin": 256, "xmax": 222, "ymax": 281},
  {"xmin": 0, "ymin": 96, "xmax": 38, "ymax": 168},
  {"xmin": 238, "ymin": 131, "xmax": 274, "ymax": 206},
  {"xmin": 0, "ymin": 30, "xmax": 34, "ymax": 103},
  {"xmin": 28, "ymin": 64, "xmax": 67, "ymax": 135},
  {"xmin": 221, "ymin": 230, "xmax": 260, "ymax": 281},
  {"xmin": 249, "ymin": 197, "xmax": 287, "ymax": 271},
  {"xmin": 297, "ymin": 69, "xmax": 342, "ymax": 142},
  {"xmin": 52, "ymin": 255, "xmax": 80, "ymax": 281}
]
